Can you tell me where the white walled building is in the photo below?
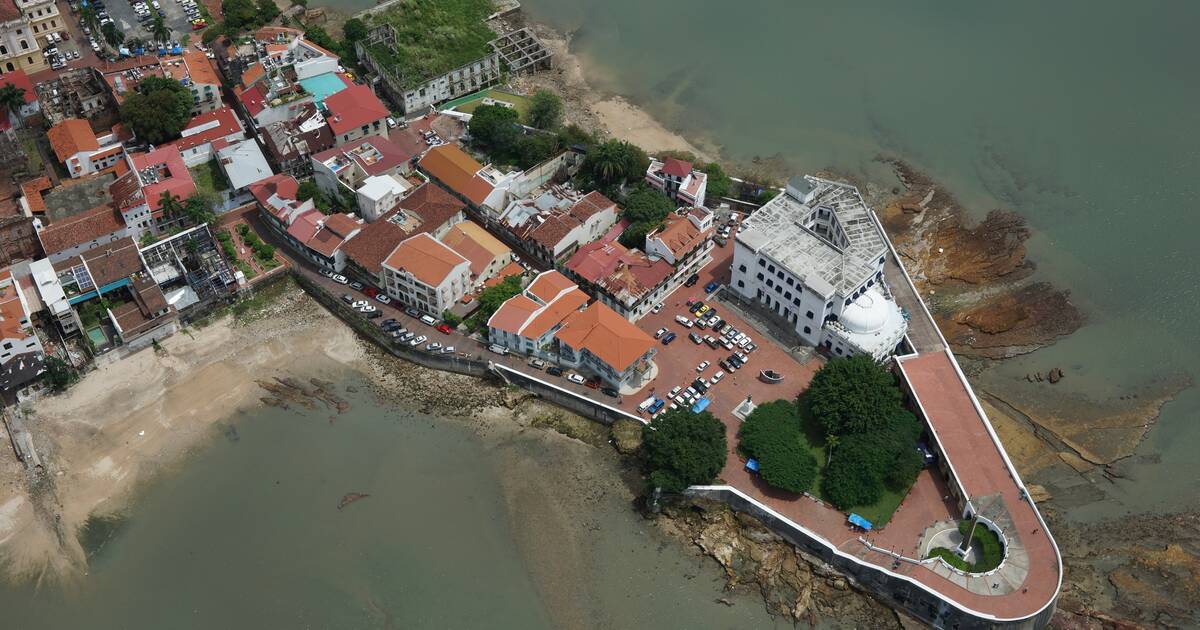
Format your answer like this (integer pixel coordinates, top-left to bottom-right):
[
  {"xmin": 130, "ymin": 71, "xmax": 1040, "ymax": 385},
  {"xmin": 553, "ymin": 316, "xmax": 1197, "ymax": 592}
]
[
  {"xmin": 0, "ymin": 267, "xmax": 44, "ymax": 388},
  {"xmin": 645, "ymin": 157, "xmax": 708, "ymax": 208},
  {"xmin": 729, "ymin": 176, "xmax": 907, "ymax": 361},
  {"xmin": 381, "ymin": 233, "xmax": 471, "ymax": 316},
  {"xmin": 47, "ymin": 119, "xmax": 126, "ymax": 178}
]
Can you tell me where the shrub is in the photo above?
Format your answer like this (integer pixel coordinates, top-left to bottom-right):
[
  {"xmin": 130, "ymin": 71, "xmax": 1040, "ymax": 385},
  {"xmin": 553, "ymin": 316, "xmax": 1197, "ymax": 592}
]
[
  {"xmin": 926, "ymin": 521, "xmax": 1005, "ymax": 573},
  {"xmin": 527, "ymin": 89, "xmax": 563, "ymax": 130},
  {"xmin": 44, "ymin": 356, "xmax": 76, "ymax": 392},
  {"xmin": 442, "ymin": 310, "xmax": 462, "ymax": 327},
  {"xmin": 739, "ymin": 400, "xmax": 817, "ymax": 494},
  {"xmin": 641, "ymin": 409, "xmax": 727, "ymax": 493},
  {"xmin": 236, "ymin": 223, "xmax": 250, "ymax": 237},
  {"xmin": 821, "ymin": 453, "xmax": 883, "ymax": 509}
]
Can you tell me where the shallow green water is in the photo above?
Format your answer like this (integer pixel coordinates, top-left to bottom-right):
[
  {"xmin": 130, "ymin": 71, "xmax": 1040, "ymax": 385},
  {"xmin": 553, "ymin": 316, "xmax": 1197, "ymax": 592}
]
[{"xmin": 0, "ymin": 378, "xmax": 783, "ymax": 628}]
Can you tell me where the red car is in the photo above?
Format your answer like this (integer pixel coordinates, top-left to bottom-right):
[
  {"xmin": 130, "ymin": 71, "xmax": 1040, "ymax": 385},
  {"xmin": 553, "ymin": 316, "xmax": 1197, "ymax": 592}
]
[
  {"xmin": 363, "ymin": 286, "xmax": 379, "ymax": 298},
  {"xmin": 584, "ymin": 378, "xmax": 600, "ymax": 389},
  {"xmin": 436, "ymin": 323, "xmax": 452, "ymax": 334}
]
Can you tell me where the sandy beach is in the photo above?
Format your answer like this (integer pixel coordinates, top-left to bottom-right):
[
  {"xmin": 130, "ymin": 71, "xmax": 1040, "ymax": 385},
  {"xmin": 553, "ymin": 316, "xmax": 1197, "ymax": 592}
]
[{"xmin": 0, "ymin": 282, "xmax": 365, "ymax": 584}]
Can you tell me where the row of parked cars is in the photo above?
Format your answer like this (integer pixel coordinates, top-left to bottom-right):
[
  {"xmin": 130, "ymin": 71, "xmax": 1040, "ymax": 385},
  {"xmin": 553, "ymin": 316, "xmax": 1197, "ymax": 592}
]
[{"xmin": 524, "ymin": 357, "xmax": 620, "ymax": 398}]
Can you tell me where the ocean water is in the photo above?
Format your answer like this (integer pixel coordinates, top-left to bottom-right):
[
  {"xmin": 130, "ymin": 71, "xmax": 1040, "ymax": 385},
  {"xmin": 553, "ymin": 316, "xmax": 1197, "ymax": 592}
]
[
  {"xmin": 505, "ymin": 0, "xmax": 1200, "ymax": 519},
  {"xmin": 0, "ymin": 378, "xmax": 784, "ymax": 628}
]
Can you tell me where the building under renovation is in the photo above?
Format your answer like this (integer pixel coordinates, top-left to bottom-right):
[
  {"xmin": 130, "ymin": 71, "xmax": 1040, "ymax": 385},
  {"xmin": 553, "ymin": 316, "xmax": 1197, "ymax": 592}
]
[
  {"xmin": 489, "ymin": 28, "xmax": 553, "ymax": 75},
  {"xmin": 139, "ymin": 224, "xmax": 239, "ymax": 315}
]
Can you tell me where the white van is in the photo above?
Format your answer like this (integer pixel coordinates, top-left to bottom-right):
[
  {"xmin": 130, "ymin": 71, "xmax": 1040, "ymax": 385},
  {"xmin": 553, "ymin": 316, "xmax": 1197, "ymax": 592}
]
[
  {"xmin": 420, "ymin": 314, "xmax": 437, "ymax": 326},
  {"xmin": 487, "ymin": 344, "xmax": 508, "ymax": 355}
]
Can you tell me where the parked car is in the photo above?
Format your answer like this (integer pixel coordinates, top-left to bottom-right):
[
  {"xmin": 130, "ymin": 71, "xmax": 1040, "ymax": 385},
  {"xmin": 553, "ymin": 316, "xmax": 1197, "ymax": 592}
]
[
  {"xmin": 704, "ymin": 281, "xmax": 720, "ymax": 293},
  {"xmin": 661, "ymin": 331, "xmax": 677, "ymax": 345},
  {"xmin": 528, "ymin": 358, "xmax": 546, "ymax": 370},
  {"xmin": 363, "ymin": 287, "xmax": 379, "ymax": 298},
  {"xmin": 685, "ymin": 273, "xmax": 700, "ymax": 287},
  {"xmin": 704, "ymin": 335, "xmax": 720, "ymax": 349},
  {"xmin": 436, "ymin": 323, "xmax": 452, "ymax": 334},
  {"xmin": 405, "ymin": 307, "xmax": 420, "ymax": 318},
  {"xmin": 440, "ymin": 346, "xmax": 455, "ymax": 354},
  {"xmin": 365, "ymin": 310, "xmax": 382, "ymax": 319},
  {"xmin": 711, "ymin": 370, "xmax": 725, "ymax": 383},
  {"xmin": 696, "ymin": 360, "xmax": 710, "ymax": 373},
  {"xmin": 351, "ymin": 300, "xmax": 368, "ymax": 309},
  {"xmin": 688, "ymin": 332, "xmax": 702, "ymax": 344},
  {"xmin": 341, "ymin": 294, "xmax": 354, "ymax": 304},
  {"xmin": 349, "ymin": 281, "xmax": 364, "ymax": 291},
  {"xmin": 584, "ymin": 377, "xmax": 601, "ymax": 389},
  {"xmin": 566, "ymin": 373, "xmax": 586, "ymax": 385},
  {"xmin": 420, "ymin": 315, "xmax": 437, "ymax": 326},
  {"xmin": 655, "ymin": 327, "xmax": 669, "ymax": 339},
  {"xmin": 652, "ymin": 303, "xmax": 663, "ymax": 314},
  {"xmin": 425, "ymin": 342, "xmax": 442, "ymax": 351},
  {"xmin": 487, "ymin": 343, "xmax": 508, "ymax": 355},
  {"xmin": 648, "ymin": 399, "xmax": 666, "ymax": 414},
  {"xmin": 375, "ymin": 294, "xmax": 392, "ymax": 305},
  {"xmin": 330, "ymin": 274, "xmax": 348, "ymax": 284},
  {"xmin": 675, "ymin": 315, "xmax": 693, "ymax": 328},
  {"xmin": 601, "ymin": 387, "xmax": 619, "ymax": 398},
  {"xmin": 546, "ymin": 366, "xmax": 564, "ymax": 377},
  {"xmin": 380, "ymin": 318, "xmax": 399, "ymax": 329}
]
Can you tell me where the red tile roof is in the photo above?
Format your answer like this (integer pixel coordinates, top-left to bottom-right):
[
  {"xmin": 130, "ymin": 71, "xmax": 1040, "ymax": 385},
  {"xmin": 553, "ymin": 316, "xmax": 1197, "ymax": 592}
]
[
  {"xmin": 649, "ymin": 213, "xmax": 710, "ymax": 259},
  {"xmin": 488, "ymin": 270, "xmax": 590, "ymax": 339},
  {"xmin": 130, "ymin": 147, "xmax": 196, "ymax": 214},
  {"xmin": 566, "ymin": 239, "xmax": 672, "ymax": 307},
  {"xmin": 236, "ymin": 84, "xmax": 267, "ymax": 117},
  {"xmin": 311, "ymin": 135, "xmax": 414, "ymax": 177},
  {"xmin": 169, "ymin": 106, "xmax": 244, "ymax": 151},
  {"xmin": 554, "ymin": 302, "xmax": 655, "ymax": 373},
  {"xmin": 661, "ymin": 157, "xmax": 692, "ymax": 179},
  {"xmin": 382, "ymin": 233, "xmax": 468, "ymax": 287},
  {"xmin": 323, "ymin": 84, "xmax": 388, "ymax": 136},
  {"xmin": 286, "ymin": 209, "xmax": 322, "ymax": 244},
  {"xmin": 48, "ymin": 119, "xmax": 100, "ymax": 162},
  {"xmin": 37, "ymin": 205, "xmax": 125, "ymax": 256},
  {"xmin": 398, "ymin": 182, "xmax": 464, "ymax": 230},
  {"xmin": 0, "ymin": 70, "xmax": 36, "ymax": 104}
]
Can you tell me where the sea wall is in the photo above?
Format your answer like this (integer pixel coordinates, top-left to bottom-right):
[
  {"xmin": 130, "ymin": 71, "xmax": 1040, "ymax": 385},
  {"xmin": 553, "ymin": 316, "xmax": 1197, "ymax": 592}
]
[
  {"xmin": 686, "ymin": 486, "xmax": 1055, "ymax": 630},
  {"xmin": 292, "ymin": 271, "xmax": 643, "ymax": 427}
]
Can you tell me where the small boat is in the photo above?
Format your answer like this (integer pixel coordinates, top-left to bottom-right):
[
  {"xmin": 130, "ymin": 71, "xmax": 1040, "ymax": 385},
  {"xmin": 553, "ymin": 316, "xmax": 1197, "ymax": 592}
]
[{"xmin": 759, "ymin": 370, "xmax": 784, "ymax": 383}]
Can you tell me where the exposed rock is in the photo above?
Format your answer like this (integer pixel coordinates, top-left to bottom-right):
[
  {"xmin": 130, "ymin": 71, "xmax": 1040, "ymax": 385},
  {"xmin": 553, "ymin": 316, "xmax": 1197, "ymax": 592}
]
[
  {"xmin": 1048, "ymin": 367, "xmax": 1064, "ymax": 384},
  {"xmin": 938, "ymin": 283, "xmax": 1085, "ymax": 359},
  {"xmin": 609, "ymin": 419, "xmax": 643, "ymax": 455},
  {"xmin": 656, "ymin": 497, "xmax": 900, "ymax": 627}
]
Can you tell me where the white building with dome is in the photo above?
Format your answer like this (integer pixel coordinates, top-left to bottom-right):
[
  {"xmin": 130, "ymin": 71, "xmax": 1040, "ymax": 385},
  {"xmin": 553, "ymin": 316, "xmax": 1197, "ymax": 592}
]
[{"xmin": 729, "ymin": 175, "xmax": 907, "ymax": 361}]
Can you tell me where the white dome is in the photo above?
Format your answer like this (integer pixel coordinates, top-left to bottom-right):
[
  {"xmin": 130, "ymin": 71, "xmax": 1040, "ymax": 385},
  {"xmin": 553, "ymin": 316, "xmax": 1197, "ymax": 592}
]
[{"xmin": 840, "ymin": 289, "xmax": 891, "ymax": 334}]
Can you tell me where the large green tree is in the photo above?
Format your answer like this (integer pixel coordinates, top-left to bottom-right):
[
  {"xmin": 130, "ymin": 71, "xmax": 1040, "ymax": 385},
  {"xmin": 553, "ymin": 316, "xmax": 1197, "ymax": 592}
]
[
  {"xmin": 582, "ymin": 139, "xmax": 649, "ymax": 187},
  {"xmin": 121, "ymin": 77, "xmax": 193, "ymax": 145},
  {"xmin": 701, "ymin": 162, "xmax": 732, "ymax": 199},
  {"xmin": 0, "ymin": 85, "xmax": 25, "ymax": 115},
  {"xmin": 221, "ymin": 0, "xmax": 258, "ymax": 31},
  {"xmin": 738, "ymin": 400, "xmax": 818, "ymax": 494},
  {"xmin": 641, "ymin": 409, "xmax": 727, "ymax": 493},
  {"xmin": 806, "ymin": 355, "xmax": 903, "ymax": 436},
  {"xmin": 527, "ymin": 89, "xmax": 563, "ymax": 130},
  {"xmin": 150, "ymin": 14, "xmax": 172, "ymax": 44},
  {"xmin": 468, "ymin": 104, "xmax": 520, "ymax": 152},
  {"xmin": 343, "ymin": 18, "xmax": 368, "ymax": 43}
]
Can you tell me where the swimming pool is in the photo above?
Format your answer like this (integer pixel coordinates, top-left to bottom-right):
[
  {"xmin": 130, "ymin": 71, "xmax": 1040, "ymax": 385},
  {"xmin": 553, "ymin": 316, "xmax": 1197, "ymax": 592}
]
[
  {"xmin": 298, "ymin": 72, "xmax": 349, "ymax": 107},
  {"xmin": 86, "ymin": 326, "xmax": 107, "ymax": 347}
]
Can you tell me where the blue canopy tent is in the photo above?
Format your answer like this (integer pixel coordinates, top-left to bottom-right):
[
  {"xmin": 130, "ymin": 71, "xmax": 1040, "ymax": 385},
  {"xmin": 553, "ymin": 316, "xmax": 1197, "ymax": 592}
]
[
  {"xmin": 691, "ymin": 398, "xmax": 710, "ymax": 414},
  {"xmin": 848, "ymin": 513, "xmax": 873, "ymax": 531},
  {"xmin": 744, "ymin": 458, "xmax": 760, "ymax": 473}
]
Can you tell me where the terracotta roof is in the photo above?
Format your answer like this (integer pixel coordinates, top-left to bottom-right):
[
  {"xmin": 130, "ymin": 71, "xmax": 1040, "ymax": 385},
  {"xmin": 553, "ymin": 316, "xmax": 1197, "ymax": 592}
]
[
  {"xmin": 130, "ymin": 272, "xmax": 167, "ymax": 314},
  {"xmin": 286, "ymin": 209, "xmax": 322, "ymax": 244},
  {"xmin": 382, "ymin": 233, "xmax": 468, "ymax": 287},
  {"xmin": 397, "ymin": 182, "xmax": 465, "ymax": 231},
  {"xmin": 526, "ymin": 191, "xmax": 617, "ymax": 250},
  {"xmin": 0, "ymin": 1, "xmax": 21, "ymax": 23},
  {"xmin": 661, "ymin": 157, "xmax": 692, "ymax": 179},
  {"xmin": 160, "ymin": 51, "xmax": 220, "ymax": 87},
  {"xmin": 554, "ymin": 302, "xmax": 655, "ymax": 373},
  {"xmin": 0, "ymin": 70, "xmax": 36, "ymax": 104},
  {"xmin": 254, "ymin": 26, "xmax": 303, "ymax": 43},
  {"xmin": 439, "ymin": 221, "xmax": 509, "ymax": 277},
  {"xmin": 170, "ymin": 106, "xmax": 244, "ymax": 151},
  {"xmin": 130, "ymin": 147, "xmax": 196, "ymax": 214},
  {"xmin": 342, "ymin": 216, "xmax": 407, "ymax": 276},
  {"xmin": 111, "ymin": 298, "xmax": 175, "ymax": 339},
  {"xmin": 417, "ymin": 144, "xmax": 492, "ymax": 206},
  {"xmin": 37, "ymin": 205, "xmax": 125, "ymax": 256},
  {"xmin": 481, "ymin": 261, "xmax": 526, "ymax": 289},
  {"xmin": 526, "ymin": 270, "xmax": 576, "ymax": 303},
  {"xmin": 323, "ymin": 84, "xmax": 388, "ymax": 136},
  {"xmin": 240, "ymin": 62, "xmax": 266, "ymax": 88},
  {"xmin": 249, "ymin": 173, "xmax": 299, "ymax": 208},
  {"xmin": 48, "ymin": 119, "xmax": 100, "ymax": 162},
  {"xmin": 236, "ymin": 84, "xmax": 267, "ymax": 117},
  {"xmin": 20, "ymin": 176, "xmax": 50, "ymax": 214},
  {"xmin": 0, "ymin": 269, "xmax": 34, "ymax": 344},
  {"xmin": 650, "ymin": 213, "xmax": 710, "ymax": 259},
  {"xmin": 322, "ymin": 213, "xmax": 361, "ymax": 238},
  {"xmin": 487, "ymin": 270, "xmax": 589, "ymax": 338},
  {"xmin": 566, "ymin": 238, "xmax": 672, "ymax": 308}
]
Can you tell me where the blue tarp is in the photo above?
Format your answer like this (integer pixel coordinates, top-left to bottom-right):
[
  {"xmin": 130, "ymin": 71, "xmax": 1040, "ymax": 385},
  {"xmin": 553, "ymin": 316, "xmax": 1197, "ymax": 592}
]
[
  {"xmin": 745, "ymin": 458, "xmax": 760, "ymax": 472},
  {"xmin": 691, "ymin": 397, "xmax": 710, "ymax": 414},
  {"xmin": 848, "ymin": 513, "xmax": 873, "ymax": 531}
]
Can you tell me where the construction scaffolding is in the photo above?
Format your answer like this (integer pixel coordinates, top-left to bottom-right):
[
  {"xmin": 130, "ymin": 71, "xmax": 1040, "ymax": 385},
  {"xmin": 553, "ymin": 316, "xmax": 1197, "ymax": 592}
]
[
  {"xmin": 139, "ymin": 225, "xmax": 237, "ymax": 309},
  {"xmin": 490, "ymin": 28, "xmax": 553, "ymax": 75}
]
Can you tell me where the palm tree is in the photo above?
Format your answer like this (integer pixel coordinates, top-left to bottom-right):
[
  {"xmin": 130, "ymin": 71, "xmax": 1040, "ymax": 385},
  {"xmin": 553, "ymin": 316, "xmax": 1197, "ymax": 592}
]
[
  {"xmin": 101, "ymin": 21, "xmax": 124, "ymax": 48},
  {"xmin": 824, "ymin": 433, "xmax": 840, "ymax": 466},
  {"xmin": 79, "ymin": 6, "xmax": 100, "ymax": 33},
  {"xmin": 0, "ymin": 85, "xmax": 26, "ymax": 116},
  {"xmin": 151, "ymin": 14, "xmax": 172, "ymax": 45},
  {"xmin": 159, "ymin": 192, "xmax": 184, "ymax": 221}
]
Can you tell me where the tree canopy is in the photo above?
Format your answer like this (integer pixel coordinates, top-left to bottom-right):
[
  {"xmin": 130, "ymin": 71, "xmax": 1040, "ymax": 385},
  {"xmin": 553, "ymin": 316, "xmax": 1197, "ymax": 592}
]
[
  {"xmin": 617, "ymin": 183, "xmax": 675, "ymax": 249},
  {"xmin": 806, "ymin": 355, "xmax": 904, "ymax": 436},
  {"xmin": 527, "ymin": 89, "xmax": 563, "ymax": 130},
  {"xmin": 582, "ymin": 139, "xmax": 649, "ymax": 188},
  {"xmin": 343, "ymin": 18, "xmax": 369, "ymax": 44},
  {"xmin": 468, "ymin": 104, "xmax": 520, "ymax": 152},
  {"xmin": 641, "ymin": 409, "xmax": 727, "ymax": 493},
  {"xmin": 701, "ymin": 162, "xmax": 732, "ymax": 199},
  {"xmin": 121, "ymin": 78, "xmax": 192, "ymax": 145},
  {"xmin": 476, "ymin": 274, "xmax": 523, "ymax": 320},
  {"xmin": 738, "ymin": 400, "xmax": 818, "ymax": 494},
  {"xmin": 0, "ymin": 85, "xmax": 25, "ymax": 114}
]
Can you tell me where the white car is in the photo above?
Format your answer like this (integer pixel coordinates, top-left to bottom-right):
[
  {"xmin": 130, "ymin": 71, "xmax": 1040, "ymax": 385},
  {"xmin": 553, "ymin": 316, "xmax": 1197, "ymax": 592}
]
[
  {"xmin": 387, "ymin": 117, "xmax": 397, "ymax": 128},
  {"xmin": 654, "ymin": 327, "xmax": 669, "ymax": 339},
  {"xmin": 375, "ymin": 294, "xmax": 392, "ymax": 305},
  {"xmin": 652, "ymin": 303, "xmax": 663, "ymax": 314},
  {"xmin": 440, "ymin": 346, "xmax": 455, "ymax": 354},
  {"xmin": 737, "ymin": 337, "xmax": 751, "ymax": 348},
  {"xmin": 351, "ymin": 300, "xmax": 368, "ymax": 308},
  {"xmin": 566, "ymin": 373, "xmax": 586, "ymax": 385},
  {"xmin": 358, "ymin": 304, "xmax": 377, "ymax": 314},
  {"xmin": 711, "ymin": 370, "xmax": 725, "ymax": 383},
  {"xmin": 696, "ymin": 361, "xmax": 710, "ymax": 373},
  {"xmin": 668, "ymin": 385, "xmax": 682, "ymax": 397},
  {"xmin": 675, "ymin": 315, "xmax": 693, "ymax": 328},
  {"xmin": 331, "ymin": 274, "xmax": 349, "ymax": 284}
]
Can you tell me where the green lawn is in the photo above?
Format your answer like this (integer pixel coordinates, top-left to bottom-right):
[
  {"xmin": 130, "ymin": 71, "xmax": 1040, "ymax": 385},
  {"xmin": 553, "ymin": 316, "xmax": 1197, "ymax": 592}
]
[
  {"xmin": 190, "ymin": 159, "xmax": 231, "ymax": 195},
  {"xmin": 795, "ymin": 396, "xmax": 907, "ymax": 527},
  {"xmin": 445, "ymin": 89, "xmax": 533, "ymax": 122}
]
